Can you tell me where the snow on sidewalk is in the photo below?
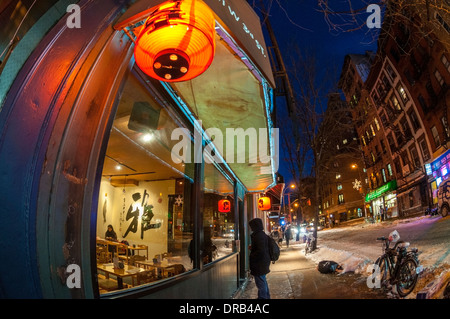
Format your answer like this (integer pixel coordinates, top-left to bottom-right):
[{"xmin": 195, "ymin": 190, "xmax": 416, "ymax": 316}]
[{"xmin": 300, "ymin": 215, "xmax": 450, "ymax": 298}]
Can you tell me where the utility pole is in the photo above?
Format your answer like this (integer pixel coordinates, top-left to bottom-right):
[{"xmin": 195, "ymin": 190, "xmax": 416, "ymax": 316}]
[{"xmin": 252, "ymin": 0, "xmax": 296, "ymax": 122}]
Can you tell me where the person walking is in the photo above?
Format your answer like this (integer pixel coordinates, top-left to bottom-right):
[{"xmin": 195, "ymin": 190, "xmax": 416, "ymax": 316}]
[
  {"xmin": 284, "ymin": 223, "xmax": 292, "ymax": 248},
  {"xmin": 249, "ymin": 218, "xmax": 271, "ymax": 299}
]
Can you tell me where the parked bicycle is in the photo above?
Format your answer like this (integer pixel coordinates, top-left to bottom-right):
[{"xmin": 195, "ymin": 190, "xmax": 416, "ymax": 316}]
[
  {"xmin": 304, "ymin": 233, "xmax": 315, "ymax": 255},
  {"xmin": 374, "ymin": 231, "xmax": 421, "ymax": 297}
]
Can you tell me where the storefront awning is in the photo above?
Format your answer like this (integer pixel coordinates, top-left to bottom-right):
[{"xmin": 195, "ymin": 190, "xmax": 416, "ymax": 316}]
[
  {"xmin": 113, "ymin": 0, "xmax": 277, "ymax": 192},
  {"xmin": 365, "ymin": 180, "xmax": 397, "ymax": 202}
]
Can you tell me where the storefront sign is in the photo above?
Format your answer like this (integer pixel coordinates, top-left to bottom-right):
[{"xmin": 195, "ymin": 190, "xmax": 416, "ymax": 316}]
[
  {"xmin": 206, "ymin": 0, "xmax": 275, "ymax": 87},
  {"xmin": 428, "ymin": 149, "xmax": 450, "ymax": 174},
  {"xmin": 365, "ymin": 180, "xmax": 397, "ymax": 202}
]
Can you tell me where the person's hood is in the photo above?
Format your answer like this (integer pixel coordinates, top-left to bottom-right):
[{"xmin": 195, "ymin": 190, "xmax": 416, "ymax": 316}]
[{"xmin": 249, "ymin": 218, "xmax": 264, "ymax": 232}]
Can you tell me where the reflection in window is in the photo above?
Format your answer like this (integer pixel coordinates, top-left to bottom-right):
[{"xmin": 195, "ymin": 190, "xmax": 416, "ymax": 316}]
[
  {"xmin": 202, "ymin": 162, "xmax": 235, "ymax": 265},
  {"xmin": 95, "ymin": 71, "xmax": 194, "ymax": 294}
]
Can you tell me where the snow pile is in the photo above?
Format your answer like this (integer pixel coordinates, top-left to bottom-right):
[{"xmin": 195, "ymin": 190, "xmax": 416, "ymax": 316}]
[{"xmin": 306, "ymin": 245, "xmax": 373, "ymax": 274}]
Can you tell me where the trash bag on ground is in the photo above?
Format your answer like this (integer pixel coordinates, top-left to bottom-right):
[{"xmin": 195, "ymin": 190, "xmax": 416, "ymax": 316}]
[{"xmin": 317, "ymin": 260, "xmax": 343, "ymax": 274}]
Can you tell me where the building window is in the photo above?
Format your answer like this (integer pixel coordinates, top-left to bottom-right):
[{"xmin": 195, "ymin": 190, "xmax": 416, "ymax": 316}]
[
  {"xmin": 385, "ymin": 63, "xmax": 396, "ymax": 81},
  {"xmin": 387, "ymin": 163, "xmax": 393, "ymax": 176},
  {"xmin": 381, "ymin": 168, "xmax": 387, "ymax": 183},
  {"xmin": 374, "ymin": 118, "xmax": 380, "ymax": 131},
  {"xmin": 337, "ymin": 183, "xmax": 343, "ymax": 191},
  {"xmin": 442, "ymin": 116, "xmax": 450, "ymax": 139},
  {"xmin": 418, "ymin": 135, "xmax": 431, "ymax": 161},
  {"xmin": 397, "ymin": 84, "xmax": 408, "ymax": 103},
  {"xmin": 418, "ymin": 94, "xmax": 429, "ymax": 112},
  {"xmin": 380, "ymin": 139, "xmax": 387, "ymax": 154},
  {"xmin": 431, "ymin": 126, "xmax": 441, "ymax": 148},
  {"xmin": 336, "ymin": 173, "xmax": 341, "ymax": 179},
  {"xmin": 203, "ymin": 163, "xmax": 235, "ymax": 265},
  {"xmin": 338, "ymin": 194, "xmax": 344, "ymax": 204},
  {"xmin": 408, "ymin": 109, "xmax": 420, "ymax": 132},
  {"xmin": 442, "ymin": 54, "xmax": 450, "ymax": 73},
  {"xmin": 390, "ymin": 94, "xmax": 401, "ymax": 110},
  {"xmin": 370, "ymin": 124, "xmax": 376, "ymax": 137},
  {"xmin": 409, "ymin": 146, "xmax": 421, "ymax": 169},
  {"xmin": 361, "ymin": 136, "xmax": 366, "ymax": 146},
  {"xmin": 434, "ymin": 69, "xmax": 445, "ymax": 87},
  {"xmin": 436, "ymin": 12, "xmax": 450, "ymax": 33}
]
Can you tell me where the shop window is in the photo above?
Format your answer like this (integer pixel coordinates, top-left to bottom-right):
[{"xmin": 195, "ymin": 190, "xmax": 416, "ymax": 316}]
[
  {"xmin": 94, "ymin": 71, "xmax": 195, "ymax": 294},
  {"xmin": 202, "ymin": 162, "xmax": 235, "ymax": 265}
]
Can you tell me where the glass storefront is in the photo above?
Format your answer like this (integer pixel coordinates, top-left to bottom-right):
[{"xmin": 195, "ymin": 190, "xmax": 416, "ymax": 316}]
[
  {"xmin": 425, "ymin": 149, "xmax": 450, "ymax": 205},
  {"xmin": 95, "ymin": 70, "xmax": 198, "ymax": 293},
  {"xmin": 94, "ymin": 68, "xmax": 242, "ymax": 294}
]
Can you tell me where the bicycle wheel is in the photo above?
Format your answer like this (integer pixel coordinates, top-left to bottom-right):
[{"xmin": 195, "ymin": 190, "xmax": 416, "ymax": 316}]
[
  {"xmin": 375, "ymin": 256, "xmax": 390, "ymax": 290},
  {"xmin": 396, "ymin": 258, "xmax": 418, "ymax": 297}
]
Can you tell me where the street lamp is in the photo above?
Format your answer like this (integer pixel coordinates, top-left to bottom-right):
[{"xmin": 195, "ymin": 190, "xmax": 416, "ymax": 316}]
[{"xmin": 282, "ymin": 183, "xmax": 296, "ymax": 222}]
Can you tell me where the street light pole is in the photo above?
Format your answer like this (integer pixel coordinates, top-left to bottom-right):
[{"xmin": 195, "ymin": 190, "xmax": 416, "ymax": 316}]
[
  {"xmin": 282, "ymin": 183, "xmax": 295, "ymax": 223},
  {"xmin": 351, "ymin": 163, "xmax": 367, "ymax": 218}
]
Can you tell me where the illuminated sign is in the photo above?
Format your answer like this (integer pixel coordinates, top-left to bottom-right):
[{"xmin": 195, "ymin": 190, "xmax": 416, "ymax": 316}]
[{"xmin": 365, "ymin": 180, "xmax": 397, "ymax": 202}]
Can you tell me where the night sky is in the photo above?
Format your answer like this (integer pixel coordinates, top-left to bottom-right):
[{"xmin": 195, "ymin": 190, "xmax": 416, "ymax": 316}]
[{"xmin": 258, "ymin": 1, "xmax": 379, "ymax": 185}]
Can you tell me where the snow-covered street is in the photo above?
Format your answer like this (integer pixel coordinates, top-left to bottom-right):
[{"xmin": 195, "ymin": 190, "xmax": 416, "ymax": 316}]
[
  {"xmin": 301, "ymin": 214, "xmax": 450, "ymax": 298},
  {"xmin": 239, "ymin": 214, "xmax": 450, "ymax": 299}
]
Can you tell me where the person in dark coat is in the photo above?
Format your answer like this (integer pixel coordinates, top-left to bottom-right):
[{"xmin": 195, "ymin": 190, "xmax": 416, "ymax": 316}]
[{"xmin": 249, "ymin": 218, "xmax": 271, "ymax": 299}]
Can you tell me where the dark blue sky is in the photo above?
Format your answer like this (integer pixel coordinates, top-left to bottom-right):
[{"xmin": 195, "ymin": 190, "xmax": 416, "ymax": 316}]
[{"xmin": 260, "ymin": 1, "xmax": 379, "ymax": 185}]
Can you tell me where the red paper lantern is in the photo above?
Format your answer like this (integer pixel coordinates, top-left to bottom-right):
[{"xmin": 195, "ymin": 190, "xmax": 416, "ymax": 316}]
[
  {"xmin": 258, "ymin": 197, "xmax": 271, "ymax": 211},
  {"xmin": 134, "ymin": 0, "xmax": 216, "ymax": 82},
  {"xmin": 218, "ymin": 199, "xmax": 231, "ymax": 213}
]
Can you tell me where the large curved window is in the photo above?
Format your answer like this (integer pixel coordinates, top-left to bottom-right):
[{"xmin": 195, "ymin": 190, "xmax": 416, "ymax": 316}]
[{"xmin": 95, "ymin": 70, "xmax": 195, "ymax": 294}]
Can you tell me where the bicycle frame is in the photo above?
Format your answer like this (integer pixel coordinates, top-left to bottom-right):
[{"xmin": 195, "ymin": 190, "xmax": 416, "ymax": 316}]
[{"xmin": 378, "ymin": 238, "xmax": 406, "ymax": 284}]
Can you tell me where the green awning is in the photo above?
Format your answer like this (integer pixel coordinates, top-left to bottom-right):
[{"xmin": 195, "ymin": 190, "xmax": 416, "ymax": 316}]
[{"xmin": 365, "ymin": 180, "xmax": 397, "ymax": 202}]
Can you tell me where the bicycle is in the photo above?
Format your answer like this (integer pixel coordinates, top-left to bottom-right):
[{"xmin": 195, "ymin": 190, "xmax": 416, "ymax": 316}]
[{"xmin": 374, "ymin": 235, "xmax": 421, "ymax": 297}]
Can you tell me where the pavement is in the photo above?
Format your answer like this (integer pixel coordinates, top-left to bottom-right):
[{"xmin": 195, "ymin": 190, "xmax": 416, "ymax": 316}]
[{"xmin": 236, "ymin": 242, "xmax": 386, "ymax": 299}]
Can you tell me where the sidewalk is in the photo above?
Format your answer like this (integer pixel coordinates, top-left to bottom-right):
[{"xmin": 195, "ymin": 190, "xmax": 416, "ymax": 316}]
[{"xmin": 236, "ymin": 242, "xmax": 385, "ymax": 299}]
